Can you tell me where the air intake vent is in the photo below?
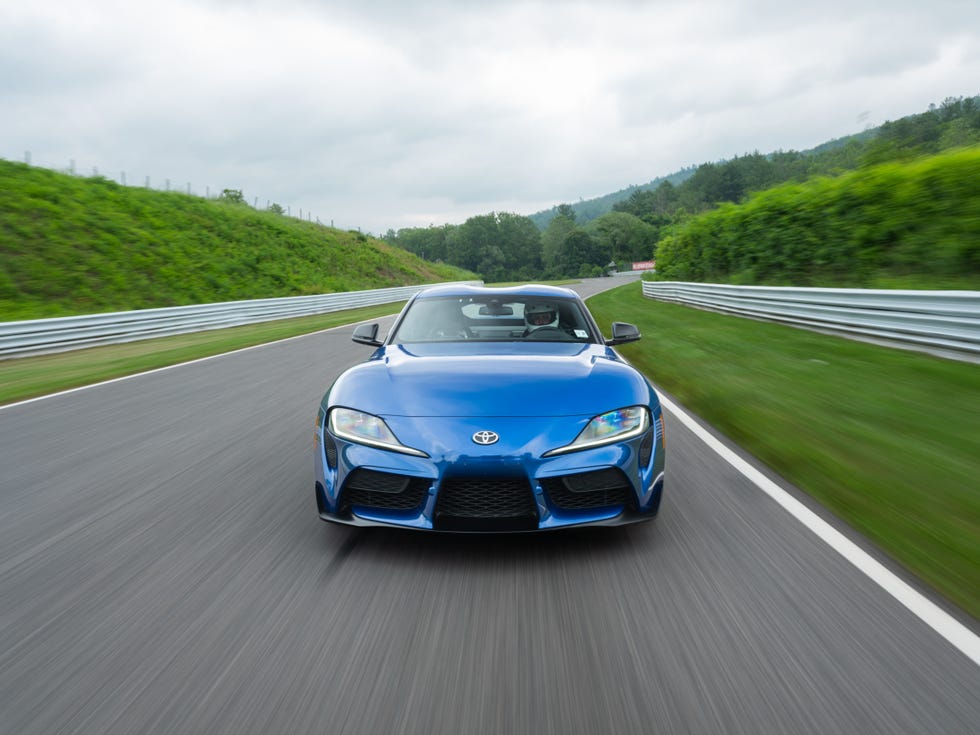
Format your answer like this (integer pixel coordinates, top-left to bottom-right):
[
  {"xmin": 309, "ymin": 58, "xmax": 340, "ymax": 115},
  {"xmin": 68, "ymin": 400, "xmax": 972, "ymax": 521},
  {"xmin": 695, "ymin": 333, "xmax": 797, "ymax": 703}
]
[
  {"xmin": 638, "ymin": 431, "xmax": 653, "ymax": 468},
  {"xmin": 434, "ymin": 477, "xmax": 538, "ymax": 531},
  {"xmin": 342, "ymin": 469, "xmax": 429, "ymax": 511},
  {"xmin": 324, "ymin": 433, "xmax": 338, "ymax": 468},
  {"xmin": 541, "ymin": 468, "xmax": 633, "ymax": 511}
]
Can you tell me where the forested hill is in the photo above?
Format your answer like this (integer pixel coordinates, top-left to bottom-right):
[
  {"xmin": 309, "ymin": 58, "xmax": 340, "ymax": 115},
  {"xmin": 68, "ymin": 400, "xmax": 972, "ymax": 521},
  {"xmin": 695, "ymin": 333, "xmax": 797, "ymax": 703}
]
[
  {"xmin": 0, "ymin": 161, "xmax": 476, "ymax": 320},
  {"xmin": 527, "ymin": 167, "xmax": 696, "ymax": 230},
  {"xmin": 384, "ymin": 94, "xmax": 980, "ymax": 285},
  {"xmin": 527, "ymin": 95, "xmax": 975, "ymax": 229}
]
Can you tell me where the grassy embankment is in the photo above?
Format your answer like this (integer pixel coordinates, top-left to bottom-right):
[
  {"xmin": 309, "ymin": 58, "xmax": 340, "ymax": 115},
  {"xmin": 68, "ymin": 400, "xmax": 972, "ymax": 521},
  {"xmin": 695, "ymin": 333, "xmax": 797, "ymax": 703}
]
[
  {"xmin": 0, "ymin": 159, "xmax": 475, "ymax": 320},
  {"xmin": 0, "ymin": 159, "xmax": 474, "ymax": 402},
  {"xmin": 588, "ymin": 281, "xmax": 979, "ymax": 620}
]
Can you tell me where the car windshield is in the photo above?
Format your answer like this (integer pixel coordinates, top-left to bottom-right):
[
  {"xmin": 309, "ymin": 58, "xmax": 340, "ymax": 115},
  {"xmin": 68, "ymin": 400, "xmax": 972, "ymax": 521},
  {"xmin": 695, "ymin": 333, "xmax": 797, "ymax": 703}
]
[{"xmin": 391, "ymin": 295, "xmax": 597, "ymax": 344}]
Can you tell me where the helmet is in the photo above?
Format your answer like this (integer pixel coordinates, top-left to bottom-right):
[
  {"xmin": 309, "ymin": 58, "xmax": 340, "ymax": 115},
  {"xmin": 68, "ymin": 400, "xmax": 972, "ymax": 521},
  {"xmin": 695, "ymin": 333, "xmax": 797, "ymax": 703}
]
[{"xmin": 525, "ymin": 302, "xmax": 557, "ymax": 328}]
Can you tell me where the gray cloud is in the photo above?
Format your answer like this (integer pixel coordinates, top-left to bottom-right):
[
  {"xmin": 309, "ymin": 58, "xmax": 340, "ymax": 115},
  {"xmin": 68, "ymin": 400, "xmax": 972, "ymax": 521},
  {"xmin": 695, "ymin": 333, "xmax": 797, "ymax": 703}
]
[{"xmin": 1, "ymin": 1, "xmax": 977, "ymax": 233}]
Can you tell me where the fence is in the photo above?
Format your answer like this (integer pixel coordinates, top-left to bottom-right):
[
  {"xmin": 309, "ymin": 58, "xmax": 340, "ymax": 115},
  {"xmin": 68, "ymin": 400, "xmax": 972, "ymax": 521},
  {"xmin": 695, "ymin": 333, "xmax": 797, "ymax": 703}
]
[
  {"xmin": 4, "ymin": 280, "xmax": 977, "ymax": 360},
  {"xmin": 641, "ymin": 281, "xmax": 980, "ymax": 357},
  {"xmin": 0, "ymin": 282, "xmax": 481, "ymax": 358}
]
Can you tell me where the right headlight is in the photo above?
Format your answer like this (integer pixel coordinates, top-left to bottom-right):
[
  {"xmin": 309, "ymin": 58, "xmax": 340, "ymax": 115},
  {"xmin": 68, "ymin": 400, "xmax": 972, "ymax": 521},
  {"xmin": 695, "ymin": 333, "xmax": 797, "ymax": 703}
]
[{"xmin": 543, "ymin": 406, "xmax": 650, "ymax": 457}]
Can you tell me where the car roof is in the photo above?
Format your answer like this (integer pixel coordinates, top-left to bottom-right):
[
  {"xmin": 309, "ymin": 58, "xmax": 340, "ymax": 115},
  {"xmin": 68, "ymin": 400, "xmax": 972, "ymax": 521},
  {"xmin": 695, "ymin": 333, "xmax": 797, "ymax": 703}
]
[{"xmin": 414, "ymin": 283, "xmax": 580, "ymax": 300}]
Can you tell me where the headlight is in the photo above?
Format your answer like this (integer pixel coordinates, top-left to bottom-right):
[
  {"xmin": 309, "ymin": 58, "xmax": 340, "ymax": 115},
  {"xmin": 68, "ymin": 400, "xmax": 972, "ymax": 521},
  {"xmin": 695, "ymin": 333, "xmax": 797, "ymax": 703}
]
[
  {"xmin": 328, "ymin": 408, "xmax": 428, "ymax": 457},
  {"xmin": 544, "ymin": 406, "xmax": 649, "ymax": 456}
]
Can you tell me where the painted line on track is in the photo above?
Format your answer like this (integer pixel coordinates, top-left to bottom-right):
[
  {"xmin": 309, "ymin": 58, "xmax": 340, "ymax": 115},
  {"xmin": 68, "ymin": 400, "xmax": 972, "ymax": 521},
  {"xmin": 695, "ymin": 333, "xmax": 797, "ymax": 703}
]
[{"xmin": 659, "ymin": 393, "xmax": 980, "ymax": 668}]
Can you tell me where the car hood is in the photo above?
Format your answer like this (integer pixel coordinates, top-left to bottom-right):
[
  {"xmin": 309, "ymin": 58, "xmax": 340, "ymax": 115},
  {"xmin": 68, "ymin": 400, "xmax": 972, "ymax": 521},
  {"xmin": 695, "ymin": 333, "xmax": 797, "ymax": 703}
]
[{"xmin": 328, "ymin": 342, "xmax": 652, "ymax": 418}]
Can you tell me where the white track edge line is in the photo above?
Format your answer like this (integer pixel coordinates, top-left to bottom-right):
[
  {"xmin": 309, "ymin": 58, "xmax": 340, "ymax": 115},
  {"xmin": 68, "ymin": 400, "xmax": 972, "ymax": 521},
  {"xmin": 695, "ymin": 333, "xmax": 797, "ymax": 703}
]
[{"xmin": 658, "ymin": 393, "xmax": 980, "ymax": 667}]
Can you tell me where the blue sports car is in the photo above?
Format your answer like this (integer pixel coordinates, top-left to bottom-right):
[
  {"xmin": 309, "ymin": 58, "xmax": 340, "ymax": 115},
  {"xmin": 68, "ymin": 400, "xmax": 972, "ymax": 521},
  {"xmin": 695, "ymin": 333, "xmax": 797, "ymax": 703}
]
[{"xmin": 314, "ymin": 284, "xmax": 665, "ymax": 532}]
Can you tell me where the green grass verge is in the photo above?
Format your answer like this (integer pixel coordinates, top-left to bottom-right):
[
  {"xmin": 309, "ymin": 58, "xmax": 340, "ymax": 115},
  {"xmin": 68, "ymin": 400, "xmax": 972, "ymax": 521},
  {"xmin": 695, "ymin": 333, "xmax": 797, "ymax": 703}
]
[
  {"xmin": 587, "ymin": 282, "xmax": 980, "ymax": 619},
  {"xmin": 0, "ymin": 303, "xmax": 402, "ymax": 405}
]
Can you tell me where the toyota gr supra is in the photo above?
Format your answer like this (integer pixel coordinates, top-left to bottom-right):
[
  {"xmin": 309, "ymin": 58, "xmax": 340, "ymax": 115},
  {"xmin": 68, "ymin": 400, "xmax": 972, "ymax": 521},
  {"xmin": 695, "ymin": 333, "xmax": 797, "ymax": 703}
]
[{"xmin": 314, "ymin": 284, "xmax": 665, "ymax": 532}]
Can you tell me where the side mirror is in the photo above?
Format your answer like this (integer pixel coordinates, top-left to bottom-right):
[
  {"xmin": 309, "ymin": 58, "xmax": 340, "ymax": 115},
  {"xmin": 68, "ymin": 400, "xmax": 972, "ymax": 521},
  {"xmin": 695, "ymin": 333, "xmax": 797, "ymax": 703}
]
[
  {"xmin": 352, "ymin": 323, "xmax": 383, "ymax": 347},
  {"xmin": 605, "ymin": 321, "xmax": 641, "ymax": 346}
]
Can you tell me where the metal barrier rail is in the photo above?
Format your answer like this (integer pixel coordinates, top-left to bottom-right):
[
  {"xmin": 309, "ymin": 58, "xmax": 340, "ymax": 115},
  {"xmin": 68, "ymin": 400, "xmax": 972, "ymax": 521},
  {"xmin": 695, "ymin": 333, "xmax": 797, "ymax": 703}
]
[
  {"xmin": 641, "ymin": 281, "xmax": 980, "ymax": 356},
  {"xmin": 5, "ymin": 280, "xmax": 976, "ymax": 359},
  {"xmin": 0, "ymin": 282, "xmax": 482, "ymax": 358}
]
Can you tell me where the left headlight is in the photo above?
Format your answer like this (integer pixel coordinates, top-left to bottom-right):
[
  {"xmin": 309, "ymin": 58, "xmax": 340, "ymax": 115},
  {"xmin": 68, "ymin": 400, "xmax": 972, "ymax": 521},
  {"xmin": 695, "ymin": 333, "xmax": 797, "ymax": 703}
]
[
  {"xmin": 544, "ymin": 406, "xmax": 649, "ymax": 456},
  {"xmin": 328, "ymin": 407, "xmax": 429, "ymax": 457}
]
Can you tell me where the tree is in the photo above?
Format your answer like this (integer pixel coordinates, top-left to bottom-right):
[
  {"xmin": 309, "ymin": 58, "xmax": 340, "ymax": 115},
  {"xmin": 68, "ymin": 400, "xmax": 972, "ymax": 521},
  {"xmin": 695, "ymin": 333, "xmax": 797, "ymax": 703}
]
[
  {"xmin": 219, "ymin": 189, "xmax": 246, "ymax": 205},
  {"xmin": 455, "ymin": 214, "xmax": 501, "ymax": 274},
  {"xmin": 613, "ymin": 189, "xmax": 657, "ymax": 218},
  {"xmin": 562, "ymin": 229, "xmax": 601, "ymax": 275},
  {"xmin": 613, "ymin": 181, "xmax": 681, "ymax": 224},
  {"xmin": 587, "ymin": 212, "xmax": 660, "ymax": 265},
  {"xmin": 541, "ymin": 204, "xmax": 577, "ymax": 273},
  {"xmin": 495, "ymin": 212, "xmax": 542, "ymax": 277},
  {"xmin": 452, "ymin": 212, "xmax": 542, "ymax": 281},
  {"xmin": 392, "ymin": 225, "xmax": 454, "ymax": 263}
]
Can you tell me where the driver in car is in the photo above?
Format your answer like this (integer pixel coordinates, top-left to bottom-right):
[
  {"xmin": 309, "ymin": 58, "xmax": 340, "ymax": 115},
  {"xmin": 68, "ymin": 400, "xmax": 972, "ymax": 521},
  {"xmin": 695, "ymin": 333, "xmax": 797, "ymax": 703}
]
[{"xmin": 524, "ymin": 302, "xmax": 559, "ymax": 335}]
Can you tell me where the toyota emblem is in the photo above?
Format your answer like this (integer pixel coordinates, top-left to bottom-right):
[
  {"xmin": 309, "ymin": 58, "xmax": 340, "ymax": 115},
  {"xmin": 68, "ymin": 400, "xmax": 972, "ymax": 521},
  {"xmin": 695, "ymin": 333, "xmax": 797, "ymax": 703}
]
[{"xmin": 472, "ymin": 430, "xmax": 499, "ymax": 445}]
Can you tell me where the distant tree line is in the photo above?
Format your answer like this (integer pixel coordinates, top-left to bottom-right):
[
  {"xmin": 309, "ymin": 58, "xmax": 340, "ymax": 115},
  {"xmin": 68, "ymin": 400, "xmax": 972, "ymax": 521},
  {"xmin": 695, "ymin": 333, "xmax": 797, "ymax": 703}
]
[
  {"xmin": 383, "ymin": 95, "xmax": 979, "ymax": 283},
  {"xmin": 383, "ymin": 204, "xmax": 662, "ymax": 281}
]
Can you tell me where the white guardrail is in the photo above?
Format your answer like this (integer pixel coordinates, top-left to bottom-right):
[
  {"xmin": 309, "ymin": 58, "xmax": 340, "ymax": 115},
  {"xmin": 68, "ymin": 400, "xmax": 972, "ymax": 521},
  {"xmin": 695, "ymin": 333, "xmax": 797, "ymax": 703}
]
[
  {"xmin": 3, "ymin": 279, "xmax": 977, "ymax": 360},
  {"xmin": 642, "ymin": 281, "xmax": 980, "ymax": 357},
  {"xmin": 0, "ymin": 282, "xmax": 482, "ymax": 358}
]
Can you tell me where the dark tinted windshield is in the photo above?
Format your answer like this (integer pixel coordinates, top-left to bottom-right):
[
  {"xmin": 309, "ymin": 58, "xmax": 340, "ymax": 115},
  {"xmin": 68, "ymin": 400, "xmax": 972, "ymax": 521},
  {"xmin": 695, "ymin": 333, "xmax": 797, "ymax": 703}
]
[{"xmin": 391, "ymin": 295, "xmax": 597, "ymax": 344}]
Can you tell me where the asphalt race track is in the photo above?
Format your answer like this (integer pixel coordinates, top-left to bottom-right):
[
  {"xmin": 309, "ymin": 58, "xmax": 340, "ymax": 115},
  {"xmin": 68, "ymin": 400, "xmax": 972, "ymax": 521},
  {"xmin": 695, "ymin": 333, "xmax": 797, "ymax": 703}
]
[{"xmin": 1, "ymin": 279, "xmax": 978, "ymax": 734}]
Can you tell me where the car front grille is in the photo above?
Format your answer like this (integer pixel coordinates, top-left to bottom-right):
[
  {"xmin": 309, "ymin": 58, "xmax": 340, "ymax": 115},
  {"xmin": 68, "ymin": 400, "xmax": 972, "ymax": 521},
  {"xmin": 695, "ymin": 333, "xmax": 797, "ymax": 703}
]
[
  {"xmin": 434, "ymin": 477, "xmax": 539, "ymax": 531},
  {"xmin": 341, "ymin": 469, "xmax": 429, "ymax": 512},
  {"xmin": 541, "ymin": 468, "xmax": 633, "ymax": 511}
]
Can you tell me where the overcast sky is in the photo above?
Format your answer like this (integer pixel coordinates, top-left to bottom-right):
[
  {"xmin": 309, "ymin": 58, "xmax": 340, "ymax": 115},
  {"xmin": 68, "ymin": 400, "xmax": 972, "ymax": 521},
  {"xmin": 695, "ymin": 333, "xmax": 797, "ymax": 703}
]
[{"xmin": 2, "ymin": 0, "xmax": 978, "ymax": 234}]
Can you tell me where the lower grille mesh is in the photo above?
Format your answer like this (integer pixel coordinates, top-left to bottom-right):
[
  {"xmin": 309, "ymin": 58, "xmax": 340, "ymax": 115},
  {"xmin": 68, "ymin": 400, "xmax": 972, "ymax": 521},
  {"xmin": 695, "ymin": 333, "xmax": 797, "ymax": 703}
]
[{"xmin": 434, "ymin": 477, "xmax": 538, "ymax": 531}]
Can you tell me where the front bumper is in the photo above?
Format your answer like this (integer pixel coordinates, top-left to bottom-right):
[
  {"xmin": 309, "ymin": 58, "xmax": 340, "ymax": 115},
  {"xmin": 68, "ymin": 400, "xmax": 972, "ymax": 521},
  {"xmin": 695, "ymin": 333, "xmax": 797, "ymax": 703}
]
[{"xmin": 314, "ymin": 414, "xmax": 665, "ymax": 533}]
